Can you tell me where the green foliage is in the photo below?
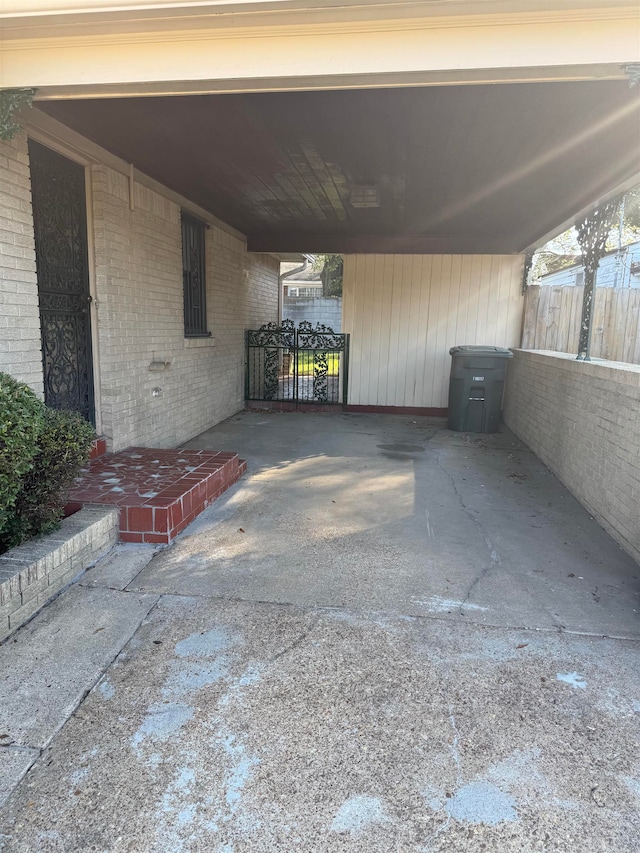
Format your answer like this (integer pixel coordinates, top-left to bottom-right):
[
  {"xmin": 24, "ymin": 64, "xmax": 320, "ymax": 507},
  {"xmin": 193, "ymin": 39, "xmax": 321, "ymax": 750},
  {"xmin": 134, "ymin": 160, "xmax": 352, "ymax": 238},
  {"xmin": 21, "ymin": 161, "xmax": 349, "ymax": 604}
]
[
  {"xmin": 0, "ymin": 373, "xmax": 95, "ymax": 553},
  {"xmin": 313, "ymin": 254, "xmax": 343, "ymax": 297},
  {"xmin": 0, "ymin": 373, "xmax": 44, "ymax": 534},
  {"xmin": 296, "ymin": 351, "xmax": 340, "ymax": 376},
  {"xmin": 0, "ymin": 88, "xmax": 37, "ymax": 141}
]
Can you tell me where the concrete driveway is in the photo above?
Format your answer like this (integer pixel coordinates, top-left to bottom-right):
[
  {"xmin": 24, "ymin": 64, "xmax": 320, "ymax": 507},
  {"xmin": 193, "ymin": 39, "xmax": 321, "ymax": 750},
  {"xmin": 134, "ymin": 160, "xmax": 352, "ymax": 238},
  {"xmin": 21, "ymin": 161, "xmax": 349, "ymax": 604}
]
[{"xmin": 1, "ymin": 412, "xmax": 639, "ymax": 852}]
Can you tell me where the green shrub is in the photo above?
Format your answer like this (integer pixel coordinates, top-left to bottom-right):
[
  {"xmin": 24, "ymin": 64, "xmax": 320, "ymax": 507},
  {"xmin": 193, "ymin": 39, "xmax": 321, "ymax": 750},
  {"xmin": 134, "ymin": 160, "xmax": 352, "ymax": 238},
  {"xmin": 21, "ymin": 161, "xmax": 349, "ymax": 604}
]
[
  {"xmin": 0, "ymin": 373, "xmax": 45, "ymax": 534},
  {"xmin": 1, "ymin": 408, "xmax": 95, "ymax": 551}
]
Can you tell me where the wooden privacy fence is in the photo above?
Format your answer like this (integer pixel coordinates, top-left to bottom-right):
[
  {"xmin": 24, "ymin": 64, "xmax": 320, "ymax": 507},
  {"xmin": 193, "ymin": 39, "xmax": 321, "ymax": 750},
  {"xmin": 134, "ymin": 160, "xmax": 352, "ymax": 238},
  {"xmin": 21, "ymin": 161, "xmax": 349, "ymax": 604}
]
[{"xmin": 523, "ymin": 285, "xmax": 640, "ymax": 364}]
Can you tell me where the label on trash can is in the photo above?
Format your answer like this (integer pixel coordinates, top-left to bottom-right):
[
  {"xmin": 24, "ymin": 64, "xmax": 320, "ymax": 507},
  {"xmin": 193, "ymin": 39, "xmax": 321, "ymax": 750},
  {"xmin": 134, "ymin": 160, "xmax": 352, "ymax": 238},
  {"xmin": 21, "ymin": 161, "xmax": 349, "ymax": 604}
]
[{"xmin": 472, "ymin": 376, "xmax": 485, "ymax": 381}]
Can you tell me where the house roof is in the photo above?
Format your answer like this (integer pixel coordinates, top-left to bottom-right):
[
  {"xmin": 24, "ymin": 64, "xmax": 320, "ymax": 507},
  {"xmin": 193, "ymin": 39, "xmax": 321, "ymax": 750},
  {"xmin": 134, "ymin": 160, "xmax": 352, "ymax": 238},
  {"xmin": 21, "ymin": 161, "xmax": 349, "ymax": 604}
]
[
  {"xmin": 539, "ymin": 238, "xmax": 640, "ymax": 279},
  {"xmin": 281, "ymin": 262, "xmax": 321, "ymax": 283},
  {"xmin": 38, "ymin": 80, "xmax": 640, "ymax": 254}
]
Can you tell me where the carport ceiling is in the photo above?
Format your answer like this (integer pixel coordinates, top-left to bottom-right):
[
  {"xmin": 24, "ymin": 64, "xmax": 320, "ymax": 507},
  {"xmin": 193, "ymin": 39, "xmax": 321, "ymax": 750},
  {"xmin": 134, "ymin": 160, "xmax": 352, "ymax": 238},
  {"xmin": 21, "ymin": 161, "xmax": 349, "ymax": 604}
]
[{"xmin": 39, "ymin": 81, "xmax": 640, "ymax": 254}]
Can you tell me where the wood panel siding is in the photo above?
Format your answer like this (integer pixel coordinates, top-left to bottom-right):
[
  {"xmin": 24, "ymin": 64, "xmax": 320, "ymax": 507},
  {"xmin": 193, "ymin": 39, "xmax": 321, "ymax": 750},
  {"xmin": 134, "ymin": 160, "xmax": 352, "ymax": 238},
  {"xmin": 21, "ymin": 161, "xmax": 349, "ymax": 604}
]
[
  {"xmin": 343, "ymin": 254, "xmax": 524, "ymax": 408},
  {"xmin": 523, "ymin": 285, "xmax": 640, "ymax": 364}
]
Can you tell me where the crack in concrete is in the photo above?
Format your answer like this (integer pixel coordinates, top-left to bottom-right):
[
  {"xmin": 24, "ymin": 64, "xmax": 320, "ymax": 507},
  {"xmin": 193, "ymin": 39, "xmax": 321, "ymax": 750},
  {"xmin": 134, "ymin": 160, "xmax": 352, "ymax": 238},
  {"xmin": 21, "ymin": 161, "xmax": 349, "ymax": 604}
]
[
  {"xmin": 109, "ymin": 591, "xmax": 640, "ymax": 643},
  {"xmin": 267, "ymin": 616, "xmax": 320, "ymax": 663},
  {"xmin": 434, "ymin": 449, "xmax": 501, "ymax": 613},
  {"xmin": 420, "ymin": 707, "xmax": 461, "ymax": 850},
  {"xmin": 435, "ymin": 448, "xmax": 567, "ymax": 632}
]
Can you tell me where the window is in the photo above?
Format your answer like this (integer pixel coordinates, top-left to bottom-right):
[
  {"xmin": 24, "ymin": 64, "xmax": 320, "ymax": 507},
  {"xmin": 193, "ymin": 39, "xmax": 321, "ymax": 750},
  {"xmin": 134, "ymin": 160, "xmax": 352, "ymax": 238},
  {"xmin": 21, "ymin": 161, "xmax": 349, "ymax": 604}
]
[{"xmin": 181, "ymin": 212, "xmax": 209, "ymax": 337}]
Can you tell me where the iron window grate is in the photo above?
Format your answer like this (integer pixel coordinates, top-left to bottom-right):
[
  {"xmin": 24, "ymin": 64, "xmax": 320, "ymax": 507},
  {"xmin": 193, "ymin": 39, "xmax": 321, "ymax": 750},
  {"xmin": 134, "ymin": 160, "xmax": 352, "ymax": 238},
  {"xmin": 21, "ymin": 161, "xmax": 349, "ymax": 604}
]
[{"xmin": 181, "ymin": 212, "xmax": 209, "ymax": 337}]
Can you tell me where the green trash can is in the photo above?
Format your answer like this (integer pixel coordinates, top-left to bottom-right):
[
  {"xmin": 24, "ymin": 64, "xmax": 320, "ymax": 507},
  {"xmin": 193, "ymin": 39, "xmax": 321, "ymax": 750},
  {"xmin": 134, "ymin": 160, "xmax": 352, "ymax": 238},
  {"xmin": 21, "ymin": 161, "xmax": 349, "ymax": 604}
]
[{"xmin": 448, "ymin": 345, "xmax": 513, "ymax": 433}]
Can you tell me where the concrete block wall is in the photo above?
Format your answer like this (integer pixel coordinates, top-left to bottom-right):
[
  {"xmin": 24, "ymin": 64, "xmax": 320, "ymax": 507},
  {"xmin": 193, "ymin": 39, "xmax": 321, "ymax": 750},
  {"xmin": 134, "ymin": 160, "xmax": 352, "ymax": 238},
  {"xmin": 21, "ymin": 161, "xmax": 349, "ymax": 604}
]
[
  {"xmin": 91, "ymin": 164, "xmax": 279, "ymax": 451},
  {"xmin": 503, "ymin": 349, "xmax": 640, "ymax": 563},
  {"xmin": 282, "ymin": 296, "xmax": 342, "ymax": 331},
  {"xmin": 0, "ymin": 134, "xmax": 43, "ymax": 395}
]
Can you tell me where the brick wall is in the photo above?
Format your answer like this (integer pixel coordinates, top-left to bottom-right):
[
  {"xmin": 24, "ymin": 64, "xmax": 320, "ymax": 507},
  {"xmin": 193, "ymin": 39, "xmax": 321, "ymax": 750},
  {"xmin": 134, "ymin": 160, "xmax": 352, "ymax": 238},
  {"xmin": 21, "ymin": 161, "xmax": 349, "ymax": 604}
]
[
  {"xmin": 0, "ymin": 134, "xmax": 43, "ymax": 395},
  {"xmin": 503, "ymin": 350, "xmax": 640, "ymax": 563},
  {"xmin": 91, "ymin": 165, "xmax": 279, "ymax": 450}
]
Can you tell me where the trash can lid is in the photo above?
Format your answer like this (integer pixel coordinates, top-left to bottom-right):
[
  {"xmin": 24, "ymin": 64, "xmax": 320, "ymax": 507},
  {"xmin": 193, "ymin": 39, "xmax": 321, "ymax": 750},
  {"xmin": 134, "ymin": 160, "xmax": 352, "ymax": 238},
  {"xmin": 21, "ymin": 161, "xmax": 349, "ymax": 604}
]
[{"xmin": 449, "ymin": 345, "xmax": 513, "ymax": 357}]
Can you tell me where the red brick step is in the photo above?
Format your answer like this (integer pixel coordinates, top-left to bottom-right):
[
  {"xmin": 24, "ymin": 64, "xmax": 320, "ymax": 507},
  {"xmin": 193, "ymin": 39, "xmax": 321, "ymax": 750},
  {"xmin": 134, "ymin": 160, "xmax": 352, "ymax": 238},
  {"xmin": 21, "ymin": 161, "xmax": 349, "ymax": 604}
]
[{"xmin": 67, "ymin": 447, "xmax": 246, "ymax": 544}]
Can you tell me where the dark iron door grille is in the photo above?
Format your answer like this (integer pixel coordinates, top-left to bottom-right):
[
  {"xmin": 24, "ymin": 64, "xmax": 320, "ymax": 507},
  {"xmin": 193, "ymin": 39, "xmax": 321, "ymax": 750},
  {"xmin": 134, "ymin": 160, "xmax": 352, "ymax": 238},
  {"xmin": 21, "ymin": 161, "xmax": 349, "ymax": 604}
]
[
  {"xmin": 29, "ymin": 139, "xmax": 95, "ymax": 425},
  {"xmin": 246, "ymin": 320, "xmax": 349, "ymax": 405},
  {"xmin": 181, "ymin": 212, "xmax": 209, "ymax": 337}
]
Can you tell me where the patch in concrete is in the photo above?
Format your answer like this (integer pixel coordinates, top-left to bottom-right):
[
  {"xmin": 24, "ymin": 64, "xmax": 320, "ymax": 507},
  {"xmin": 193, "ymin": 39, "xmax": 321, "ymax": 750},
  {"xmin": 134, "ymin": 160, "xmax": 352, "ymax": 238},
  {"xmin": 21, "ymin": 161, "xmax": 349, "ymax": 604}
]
[
  {"xmin": 98, "ymin": 679, "xmax": 115, "ymax": 700},
  {"xmin": 330, "ymin": 795, "xmax": 391, "ymax": 835},
  {"xmin": 131, "ymin": 702, "xmax": 194, "ymax": 752},
  {"xmin": 155, "ymin": 765, "xmax": 199, "ymax": 851},
  {"xmin": 556, "ymin": 672, "xmax": 587, "ymax": 689},
  {"xmin": 161, "ymin": 627, "xmax": 242, "ymax": 699},
  {"xmin": 219, "ymin": 732, "xmax": 259, "ymax": 810},
  {"xmin": 485, "ymin": 748, "xmax": 544, "ymax": 788},
  {"xmin": 446, "ymin": 781, "xmax": 517, "ymax": 826},
  {"xmin": 421, "ymin": 785, "xmax": 444, "ymax": 812},
  {"xmin": 174, "ymin": 627, "xmax": 238, "ymax": 658},
  {"xmin": 621, "ymin": 775, "xmax": 640, "ymax": 800},
  {"xmin": 163, "ymin": 659, "xmax": 231, "ymax": 697},
  {"xmin": 236, "ymin": 664, "xmax": 262, "ymax": 687},
  {"xmin": 411, "ymin": 596, "xmax": 487, "ymax": 613}
]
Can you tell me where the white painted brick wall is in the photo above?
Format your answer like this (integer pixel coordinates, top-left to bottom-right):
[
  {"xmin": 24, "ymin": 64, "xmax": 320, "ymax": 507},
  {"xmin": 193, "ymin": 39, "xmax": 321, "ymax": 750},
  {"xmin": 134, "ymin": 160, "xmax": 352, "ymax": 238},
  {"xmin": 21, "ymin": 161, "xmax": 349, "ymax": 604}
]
[
  {"xmin": 0, "ymin": 134, "xmax": 43, "ymax": 395},
  {"xmin": 503, "ymin": 350, "xmax": 640, "ymax": 563},
  {"xmin": 91, "ymin": 165, "xmax": 279, "ymax": 450}
]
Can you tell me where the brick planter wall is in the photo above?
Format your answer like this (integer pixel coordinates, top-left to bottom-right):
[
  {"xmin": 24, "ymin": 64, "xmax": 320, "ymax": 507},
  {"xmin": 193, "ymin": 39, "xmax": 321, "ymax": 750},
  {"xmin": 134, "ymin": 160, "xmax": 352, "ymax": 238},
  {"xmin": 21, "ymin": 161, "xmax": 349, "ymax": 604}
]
[{"xmin": 0, "ymin": 506, "xmax": 118, "ymax": 643}]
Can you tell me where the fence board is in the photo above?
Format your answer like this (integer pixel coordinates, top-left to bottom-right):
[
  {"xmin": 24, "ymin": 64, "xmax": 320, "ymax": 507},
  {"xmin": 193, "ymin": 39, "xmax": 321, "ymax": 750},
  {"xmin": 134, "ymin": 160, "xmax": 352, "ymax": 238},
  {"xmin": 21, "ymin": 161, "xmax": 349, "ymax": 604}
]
[
  {"xmin": 521, "ymin": 286, "xmax": 539, "ymax": 349},
  {"xmin": 523, "ymin": 285, "xmax": 640, "ymax": 365}
]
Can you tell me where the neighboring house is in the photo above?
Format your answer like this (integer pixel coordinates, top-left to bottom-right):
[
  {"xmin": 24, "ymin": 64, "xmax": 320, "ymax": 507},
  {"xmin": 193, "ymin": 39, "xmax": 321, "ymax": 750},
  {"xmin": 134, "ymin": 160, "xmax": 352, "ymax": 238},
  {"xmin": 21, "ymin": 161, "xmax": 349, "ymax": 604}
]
[
  {"xmin": 281, "ymin": 262, "xmax": 342, "ymax": 332},
  {"xmin": 539, "ymin": 241, "xmax": 640, "ymax": 289},
  {"xmin": 0, "ymin": 0, "xmax": 638, "ymax": 429},
  {"xmin": 281, "ymin": 262, "xmax": 323, "ymax": 298}
]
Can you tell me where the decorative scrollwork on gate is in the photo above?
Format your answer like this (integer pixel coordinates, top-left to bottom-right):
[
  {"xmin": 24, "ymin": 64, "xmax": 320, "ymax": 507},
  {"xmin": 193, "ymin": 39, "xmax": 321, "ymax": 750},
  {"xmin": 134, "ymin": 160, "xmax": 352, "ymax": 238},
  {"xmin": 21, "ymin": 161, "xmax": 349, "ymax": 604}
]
[
  {"xmin": 296, "ymin": 321, "xmax": 346, "ymax": 351},
  {"xmin": 247, "ymin": 319, "xmax": 295, "ymax": 349},
  {"xmin": 312, "ymin": 351, "xmax": 330, "ymax": 402},
  {"xmin": 246, "ymin": 321, "xmax": 349, "ymax": 405}
]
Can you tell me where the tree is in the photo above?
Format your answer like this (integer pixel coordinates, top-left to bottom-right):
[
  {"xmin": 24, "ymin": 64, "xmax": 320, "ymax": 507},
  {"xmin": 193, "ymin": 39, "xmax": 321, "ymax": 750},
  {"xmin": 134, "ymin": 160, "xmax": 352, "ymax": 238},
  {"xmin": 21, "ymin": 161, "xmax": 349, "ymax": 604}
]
[
  {"xmin": 531, "ymin": 186, "xmax": 640, "ymax": 283},
  {"xmin": 314, "ymin": 254, "xmax": 343, "ymax": 297}
]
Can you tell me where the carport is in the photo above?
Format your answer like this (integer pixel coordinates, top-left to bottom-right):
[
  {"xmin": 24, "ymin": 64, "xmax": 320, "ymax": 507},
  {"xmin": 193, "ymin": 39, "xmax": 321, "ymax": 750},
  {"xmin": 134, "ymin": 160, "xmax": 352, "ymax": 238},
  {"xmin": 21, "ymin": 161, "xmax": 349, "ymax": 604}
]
[
  {"xmin": 1, "ymin": 1, "xmax": 640, "ymax": 847},
  {"xmin": 20, "ymin": 76, "xmax": 640, "ymax": 561}
]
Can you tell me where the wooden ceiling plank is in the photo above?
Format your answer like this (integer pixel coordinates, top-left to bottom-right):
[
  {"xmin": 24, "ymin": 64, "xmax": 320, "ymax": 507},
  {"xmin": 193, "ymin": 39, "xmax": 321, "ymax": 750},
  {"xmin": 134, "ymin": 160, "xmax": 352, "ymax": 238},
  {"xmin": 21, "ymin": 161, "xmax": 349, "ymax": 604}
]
[
  {"xmin": 298, "ymin": 139, "xmax": 349, "ymax": 221},
  {"xmin": 287, "ymin": 147, "xmax": 337, "ymax": 220}
]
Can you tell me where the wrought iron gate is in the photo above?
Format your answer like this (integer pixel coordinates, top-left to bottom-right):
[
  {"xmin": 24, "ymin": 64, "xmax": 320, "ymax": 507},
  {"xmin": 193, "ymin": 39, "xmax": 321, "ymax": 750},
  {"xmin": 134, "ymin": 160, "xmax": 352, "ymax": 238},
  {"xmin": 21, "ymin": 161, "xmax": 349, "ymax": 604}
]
[
  {"xmin": 246, "ymin": 320, "xmax": 349, "ymax": 405},
  {"xmin": 29, "ymin": 140, "xmax": 95, "ymax": 425}
]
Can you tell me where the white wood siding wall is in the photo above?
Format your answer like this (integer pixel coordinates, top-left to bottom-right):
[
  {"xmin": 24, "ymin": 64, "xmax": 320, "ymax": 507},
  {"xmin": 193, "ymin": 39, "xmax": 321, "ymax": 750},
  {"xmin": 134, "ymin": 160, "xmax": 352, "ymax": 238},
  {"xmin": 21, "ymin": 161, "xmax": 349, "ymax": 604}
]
[{"xmin": 342, "ymin": 254, "xmax": 524, "ymax": 408}]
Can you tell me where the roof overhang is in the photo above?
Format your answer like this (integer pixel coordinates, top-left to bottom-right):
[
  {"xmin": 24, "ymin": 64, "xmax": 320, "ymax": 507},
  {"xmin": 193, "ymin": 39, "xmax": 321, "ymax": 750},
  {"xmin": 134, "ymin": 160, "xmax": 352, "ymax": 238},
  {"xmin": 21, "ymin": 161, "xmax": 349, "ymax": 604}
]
[{"xmin": 34, "ymin": 80, "xmax": 640, "ymax": 254}]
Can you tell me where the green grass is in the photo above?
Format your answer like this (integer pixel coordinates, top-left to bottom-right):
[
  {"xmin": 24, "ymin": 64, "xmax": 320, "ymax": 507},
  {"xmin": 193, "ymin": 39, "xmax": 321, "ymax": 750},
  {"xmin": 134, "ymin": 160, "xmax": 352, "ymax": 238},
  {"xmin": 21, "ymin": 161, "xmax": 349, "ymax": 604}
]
[{"xmin": 294, "ymin": 351, "xmax": 341, "ymax": 376}]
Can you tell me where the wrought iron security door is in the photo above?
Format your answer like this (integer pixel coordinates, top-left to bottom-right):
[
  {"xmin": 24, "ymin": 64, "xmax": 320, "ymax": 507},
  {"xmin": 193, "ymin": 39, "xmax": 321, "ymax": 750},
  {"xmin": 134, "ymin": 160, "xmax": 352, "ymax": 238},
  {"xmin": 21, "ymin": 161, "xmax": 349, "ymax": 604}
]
[
  {"xmin": 29, "ymin": 140, "xmax": 95, "ymax": 424},
  {"xmin": 246, "ymin": 320, "xmax": 349, "ymax": 405}
]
